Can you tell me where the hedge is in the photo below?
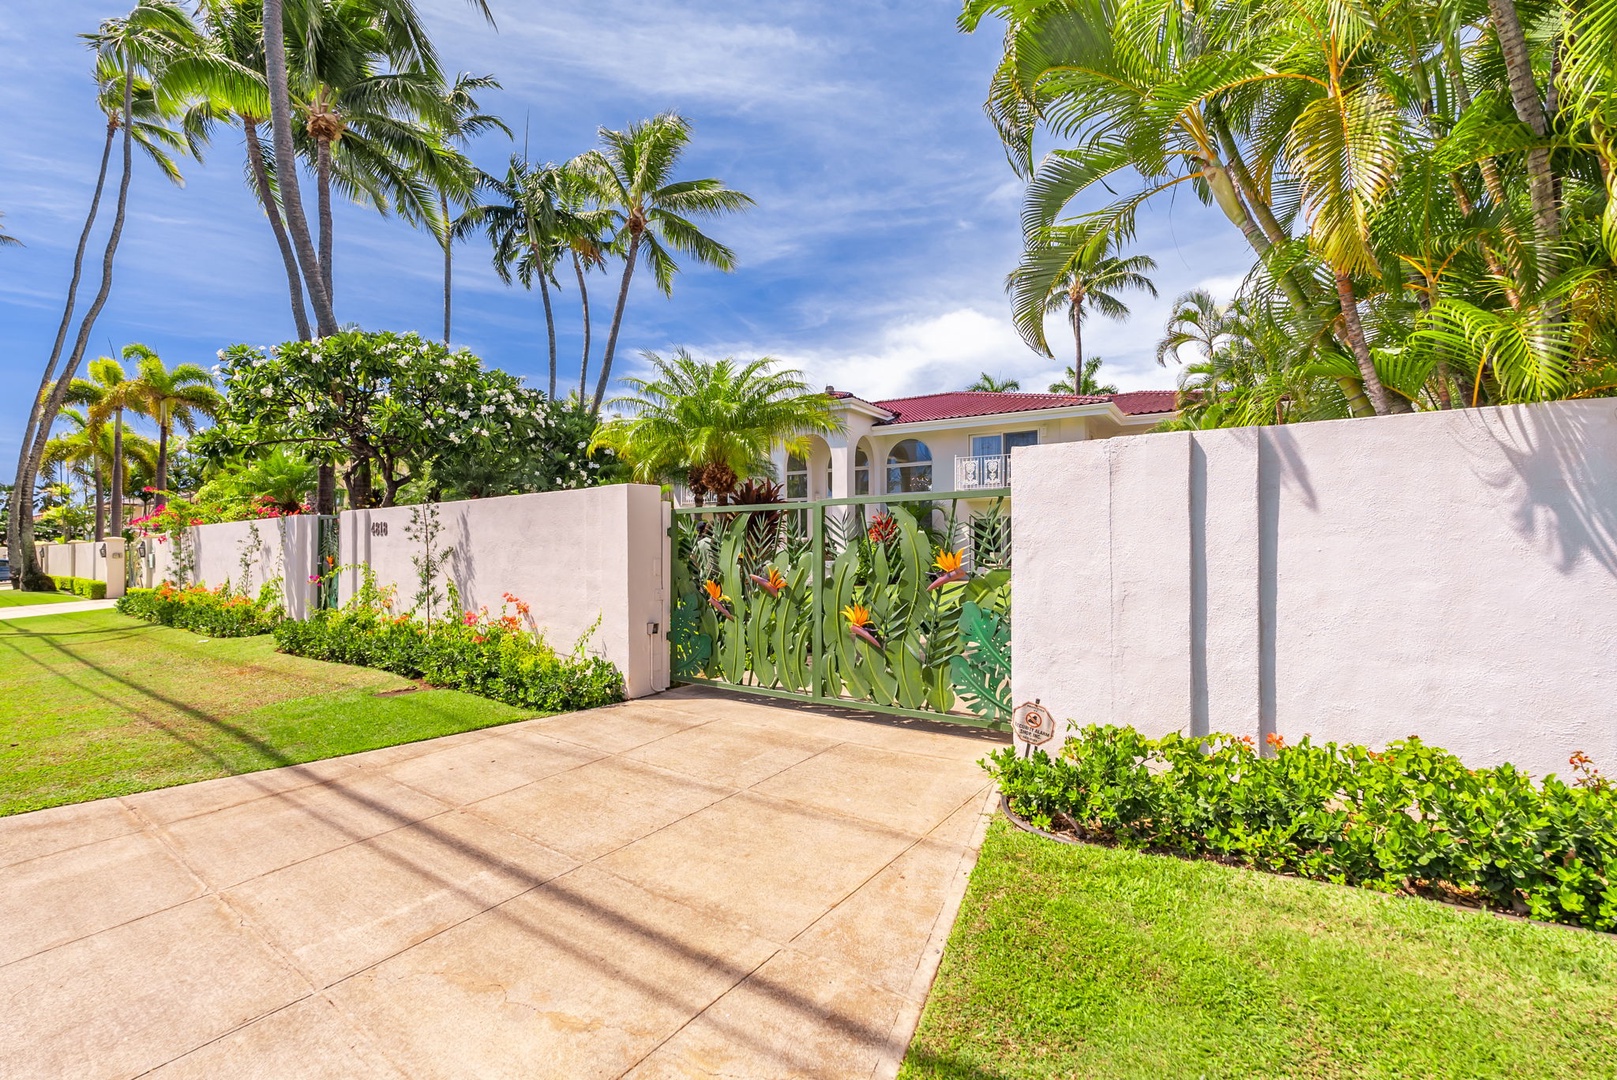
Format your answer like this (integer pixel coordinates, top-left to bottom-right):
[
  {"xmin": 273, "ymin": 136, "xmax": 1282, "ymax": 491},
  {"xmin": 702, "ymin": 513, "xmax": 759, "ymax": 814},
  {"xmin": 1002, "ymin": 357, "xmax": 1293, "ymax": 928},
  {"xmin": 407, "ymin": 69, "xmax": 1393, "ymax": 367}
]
[
  {"xmin": 48, "ymin": 575, "xmax": 107, "ymax": 600},
  {"xmin": 986, "ymin": 726, "xmax": 1617, "ymax": 932},
  {"xmin": 273, "ymin": 608, "xmax": 624, "ymax": 715},
  {"xmin": 117, "ymin": 583, "xmax": 284, "ymax": 637}
]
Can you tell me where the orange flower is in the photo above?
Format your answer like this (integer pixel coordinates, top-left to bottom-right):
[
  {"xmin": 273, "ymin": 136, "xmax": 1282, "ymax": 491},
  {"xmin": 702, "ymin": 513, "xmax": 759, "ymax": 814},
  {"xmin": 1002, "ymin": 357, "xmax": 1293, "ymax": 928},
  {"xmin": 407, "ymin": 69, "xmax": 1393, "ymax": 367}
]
[
  {"xmin": 842, "ymin": 603, "xmax": 881, "ymax": 648},
  {"xmin": 1266, "ymin": 732, "xmax": 1286, "ymax": 749},
  {"xmin": 703, "ymin": 579, "xmax": 734, "ymax": 620},
  {"xmin": 749, "ymin": 566, "xmax": 788, "ymax": 597},
  {"xmin": 929, "ymin": 549, "xmax": 967, "ymax": 591}
]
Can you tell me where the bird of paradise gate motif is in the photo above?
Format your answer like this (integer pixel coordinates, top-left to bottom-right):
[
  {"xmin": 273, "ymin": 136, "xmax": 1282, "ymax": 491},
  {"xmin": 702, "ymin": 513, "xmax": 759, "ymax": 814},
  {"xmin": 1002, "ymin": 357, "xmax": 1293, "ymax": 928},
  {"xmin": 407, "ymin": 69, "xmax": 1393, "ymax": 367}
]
[{"xmin": 670, "ymin": 498, "xmax": 1011, "ymax": 726}]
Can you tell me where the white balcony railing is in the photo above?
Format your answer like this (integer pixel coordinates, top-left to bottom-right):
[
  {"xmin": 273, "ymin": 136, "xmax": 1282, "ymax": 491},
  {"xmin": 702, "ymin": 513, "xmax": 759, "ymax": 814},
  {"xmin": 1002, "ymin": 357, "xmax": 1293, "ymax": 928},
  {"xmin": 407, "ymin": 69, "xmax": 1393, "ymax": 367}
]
[{"xmin": 955, "ymin": 453, "xmax": 1011, "ymax": 490}]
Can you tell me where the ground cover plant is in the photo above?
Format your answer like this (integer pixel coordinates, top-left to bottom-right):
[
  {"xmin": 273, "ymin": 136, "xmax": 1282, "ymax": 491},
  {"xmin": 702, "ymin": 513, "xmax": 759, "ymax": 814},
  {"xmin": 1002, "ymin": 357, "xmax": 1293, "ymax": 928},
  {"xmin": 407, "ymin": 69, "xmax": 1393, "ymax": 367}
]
[
  {"xmin": 0, "ymin": 610, "xmax": 534, "ymax": 815},
  {"xmin": 118, "ymin": 581, "xmax": 285, "ymax": 638},
  {"xmin": 274, "ymin": 585, "xmax": 624, "ymax": 715},
  {"xmin": 901, "ymin": 819, "xmax": 1617, "ymax": 1079},
  {"xmin": 987, "ymin": 727, "xmax": 1617, "ymax": 932}
]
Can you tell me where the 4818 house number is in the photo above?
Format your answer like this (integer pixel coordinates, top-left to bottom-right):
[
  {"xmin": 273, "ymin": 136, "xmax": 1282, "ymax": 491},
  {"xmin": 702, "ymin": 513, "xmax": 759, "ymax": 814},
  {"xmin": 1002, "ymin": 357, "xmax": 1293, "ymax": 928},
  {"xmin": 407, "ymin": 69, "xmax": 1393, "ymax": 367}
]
[{"xmin": 371, "ymin": 522, "xmax": 389, "ymax": 537}]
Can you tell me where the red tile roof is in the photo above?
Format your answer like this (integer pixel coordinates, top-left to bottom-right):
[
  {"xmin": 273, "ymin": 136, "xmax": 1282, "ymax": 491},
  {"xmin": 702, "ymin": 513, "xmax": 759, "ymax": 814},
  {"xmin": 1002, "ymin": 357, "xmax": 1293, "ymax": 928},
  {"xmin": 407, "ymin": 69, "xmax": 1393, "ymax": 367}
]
[{"xmin": 825, "ymin": 389, "xmax": 1179, "ymax": 424}]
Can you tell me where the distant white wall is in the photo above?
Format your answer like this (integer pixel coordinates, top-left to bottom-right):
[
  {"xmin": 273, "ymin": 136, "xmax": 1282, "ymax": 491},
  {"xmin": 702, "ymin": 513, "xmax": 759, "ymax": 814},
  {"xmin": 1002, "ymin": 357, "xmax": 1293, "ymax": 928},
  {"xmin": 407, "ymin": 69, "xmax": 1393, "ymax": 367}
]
[
  {"xmin": 1013, "ymin": 399, "xmax": 1617, "ymax": 779},
  {"xmin": 147, "ymin": 516, "xmax": 321, "ymax": 618},
  {"xmin": 38, "ymin": 540, "xmax": 127, "ymax": 597},
  {"xmin": 338, "ymin": 485, "xmax": 669, "ymax": 699}
]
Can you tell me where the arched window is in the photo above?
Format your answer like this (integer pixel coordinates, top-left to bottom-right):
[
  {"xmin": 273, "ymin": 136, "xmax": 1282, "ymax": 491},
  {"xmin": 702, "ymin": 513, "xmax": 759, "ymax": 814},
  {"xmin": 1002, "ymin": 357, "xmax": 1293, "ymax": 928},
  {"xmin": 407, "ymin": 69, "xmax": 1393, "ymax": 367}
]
[
  {"xmin": 786, "ymin": 453, "xmax": 809, "ymax": 500},
  {"xmin": 886, "ymin": 439, "xmax": 932, "ymax": 493},
  {"xmin": 854, "ymin": 446, "xmax": 871, "ymax": 495}
]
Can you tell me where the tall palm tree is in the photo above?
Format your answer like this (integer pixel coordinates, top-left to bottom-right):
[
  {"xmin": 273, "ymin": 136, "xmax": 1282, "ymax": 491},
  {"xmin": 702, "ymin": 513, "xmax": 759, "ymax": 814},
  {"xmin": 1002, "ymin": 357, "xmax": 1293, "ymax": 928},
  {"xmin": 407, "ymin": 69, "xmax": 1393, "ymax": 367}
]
[
  {"xmin": 127, "ymin": 345, "xmax": 221, "ymax": 509},
  {"xmin": 556, "ymin": 156, "xmax": 614, "ymax": 399},
  {"xmin": 1048, "ymin": 357, "xmax": 1119, "ymax": 395},
  {"xmin": 425, "ymin": 72, "xmax": 508, "ymax": 343},
  {"xmin": 1007, "ymin": 227, "xmax": 1156, "ymax": 372},
  {"xmin": 44, "ymin": 409, "xmax": 159, "ymax": 540},
  {"xmin": 478, "ymin": 156, "xmax": 566, "ymax": 397},
  {"xmin": 67, "ymin": 356, "xmax": 150, "ymax": 539},
  {"xmin": 577, "ymin": 114, "xmax": 755, "ymax": 417},
  {"xmin": 594, "ymin": 351, "xmax": 843, "ymax": 506},
  {"xmin": 257, "ymin": 0, "xmax": 491, "ymax": 334},
  {"xmin": 967, "ymin": 373, "xmax": 1022, "ymax": 392},
  {"xmin": 10, "ymin": 2, "xmax": 201, "ymax": 589}
]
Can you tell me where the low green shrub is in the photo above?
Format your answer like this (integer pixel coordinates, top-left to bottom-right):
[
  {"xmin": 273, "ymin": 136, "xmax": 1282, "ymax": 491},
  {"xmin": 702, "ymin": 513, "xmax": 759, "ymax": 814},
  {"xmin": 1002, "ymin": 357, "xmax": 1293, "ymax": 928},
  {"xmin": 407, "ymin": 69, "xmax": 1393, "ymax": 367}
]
[
  {"xmin": 273, "ymin": 600, "xmax": 624, "ymax": 715},
  {"xmin": 47, "ymin": 575, "xmax": 108, "ymax": 600},
  {"xmin": 986, "ymin": 726, "xmax": 1617, "ymax": 932},
  {"xmin": 117, "ymin": 581, "xmax": 285, "ymax": 637}
]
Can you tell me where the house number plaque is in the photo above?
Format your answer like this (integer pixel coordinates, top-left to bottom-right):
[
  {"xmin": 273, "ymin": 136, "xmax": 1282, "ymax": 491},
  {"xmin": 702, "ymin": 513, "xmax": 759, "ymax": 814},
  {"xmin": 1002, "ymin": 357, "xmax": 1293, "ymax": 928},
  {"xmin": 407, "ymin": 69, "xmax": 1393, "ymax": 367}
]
[{"xmin": 371, "ymin": 522, "xmax": 389, "ymax": 537}]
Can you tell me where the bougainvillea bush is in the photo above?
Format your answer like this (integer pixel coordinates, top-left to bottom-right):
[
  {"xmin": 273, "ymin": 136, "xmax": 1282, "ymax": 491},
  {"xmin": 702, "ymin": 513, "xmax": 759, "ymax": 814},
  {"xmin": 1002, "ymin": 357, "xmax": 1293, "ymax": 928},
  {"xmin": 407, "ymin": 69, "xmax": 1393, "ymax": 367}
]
[
  {"xmin": 273, "ymin": 591, "xmax": 623, "ymax": 714},
  {"xmin": 118, "ymin": 582, "xmax": 285, "ymax": 638},
  {"xmin": 986, "ymin": 726, "xmax": 1617, "ymax": 932}
]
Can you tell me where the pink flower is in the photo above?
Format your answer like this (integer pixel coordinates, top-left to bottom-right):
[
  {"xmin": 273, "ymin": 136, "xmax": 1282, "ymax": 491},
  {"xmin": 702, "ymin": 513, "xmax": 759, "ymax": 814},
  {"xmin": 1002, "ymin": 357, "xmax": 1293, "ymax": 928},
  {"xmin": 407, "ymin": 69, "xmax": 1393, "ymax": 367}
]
[{"xmin": 307, "ymin": 574, "xmax": 320, "ymax": 583}]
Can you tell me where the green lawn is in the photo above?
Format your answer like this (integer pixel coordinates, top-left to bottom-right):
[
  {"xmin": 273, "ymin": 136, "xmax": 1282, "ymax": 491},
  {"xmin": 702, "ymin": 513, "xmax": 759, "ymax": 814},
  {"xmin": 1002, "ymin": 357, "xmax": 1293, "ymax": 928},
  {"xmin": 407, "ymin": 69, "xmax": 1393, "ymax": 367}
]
[
  {"xmin": 0, "ymin": 610, "xmax": 540, "ymax": 816},
  {"xmin": 0, "ymin": 589, "xmax": 77, "ymax": 607},
  {"xmin": 902, "ymin": 818, "xmax": 1617, "ymax": 1080}
]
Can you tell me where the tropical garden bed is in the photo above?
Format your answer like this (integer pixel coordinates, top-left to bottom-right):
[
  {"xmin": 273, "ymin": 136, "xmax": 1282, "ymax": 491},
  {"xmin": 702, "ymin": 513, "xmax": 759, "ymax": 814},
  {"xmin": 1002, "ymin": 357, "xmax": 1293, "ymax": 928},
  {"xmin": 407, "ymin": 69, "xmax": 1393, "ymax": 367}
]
[
  {"xmin": 901, "ymin": 817, "xmax": 1617, "ymax": 1080},
  {"xmin": 0, "ymin": 609, "xmax": 538, "ymax": 816}
]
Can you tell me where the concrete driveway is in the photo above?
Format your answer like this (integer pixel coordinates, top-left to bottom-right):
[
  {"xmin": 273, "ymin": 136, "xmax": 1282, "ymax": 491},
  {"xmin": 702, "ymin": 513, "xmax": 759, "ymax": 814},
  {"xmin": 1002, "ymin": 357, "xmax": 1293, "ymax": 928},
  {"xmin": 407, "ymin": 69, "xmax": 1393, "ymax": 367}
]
[{"xmin": 0, "ymin": 686, "xmax": 1004, "ymax": 1079}]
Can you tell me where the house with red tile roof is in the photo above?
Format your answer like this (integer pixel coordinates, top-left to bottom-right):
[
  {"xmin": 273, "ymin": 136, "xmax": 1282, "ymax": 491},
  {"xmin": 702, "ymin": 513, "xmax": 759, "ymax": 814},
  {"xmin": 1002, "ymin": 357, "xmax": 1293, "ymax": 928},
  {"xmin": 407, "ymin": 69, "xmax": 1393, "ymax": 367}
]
[{"xmin": 773, "ymin": 387, "xmax": 1179, "ymax": 500}]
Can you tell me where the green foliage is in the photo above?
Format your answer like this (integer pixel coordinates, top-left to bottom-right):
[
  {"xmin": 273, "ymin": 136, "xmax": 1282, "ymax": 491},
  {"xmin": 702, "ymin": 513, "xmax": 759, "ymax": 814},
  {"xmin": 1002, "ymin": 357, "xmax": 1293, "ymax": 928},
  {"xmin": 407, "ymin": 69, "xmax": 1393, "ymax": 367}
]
[
  {"xmin": 948, "ymin": 601, "xmax": 1010, "ymax": 721},
  {"xmin": 47, "ymin": 576, "xmax": 109, "ymax": 600},
  {"xmin": 117, "ymin": 581, "xmax": 284, "ymax": 637},
  {"xmin": 198, "ymin": 330, "xmax": 611, "ymax": 507},
  {"xmin": 273, "ymin": 597, "xmax": 624, "ymax": 714},
  {"xmin": 986, "ymin": 727, "xmax": 1617, "ymax": 932}
]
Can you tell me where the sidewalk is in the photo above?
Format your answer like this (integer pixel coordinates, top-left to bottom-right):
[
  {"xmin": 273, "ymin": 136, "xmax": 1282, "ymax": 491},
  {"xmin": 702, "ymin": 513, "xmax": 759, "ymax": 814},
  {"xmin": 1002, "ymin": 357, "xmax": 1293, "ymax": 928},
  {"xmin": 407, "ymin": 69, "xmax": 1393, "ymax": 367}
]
[{"xmin": 0, "ymin": 599, "xmax": 119, "ymax": 621}]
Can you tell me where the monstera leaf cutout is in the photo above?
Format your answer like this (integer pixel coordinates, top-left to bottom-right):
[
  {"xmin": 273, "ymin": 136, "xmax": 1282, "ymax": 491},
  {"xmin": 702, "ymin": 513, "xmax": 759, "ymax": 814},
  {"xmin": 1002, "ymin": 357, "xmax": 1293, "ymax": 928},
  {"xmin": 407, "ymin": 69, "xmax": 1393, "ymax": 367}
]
[{"xmin": 949, "ymin": 600, "xmax": 1010, "ymax": 722}]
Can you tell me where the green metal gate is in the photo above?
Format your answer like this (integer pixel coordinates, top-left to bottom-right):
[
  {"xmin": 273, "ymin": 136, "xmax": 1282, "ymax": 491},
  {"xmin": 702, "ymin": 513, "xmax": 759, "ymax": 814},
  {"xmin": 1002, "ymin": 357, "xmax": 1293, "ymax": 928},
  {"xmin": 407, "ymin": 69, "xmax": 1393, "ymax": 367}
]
[
  {"xmin": 315, "ymin": 515, "xmax": 340, "ymax": 611},
  {"xmin": 669, "ymin": 489, "xmax": 1012, "ymax": 730}
]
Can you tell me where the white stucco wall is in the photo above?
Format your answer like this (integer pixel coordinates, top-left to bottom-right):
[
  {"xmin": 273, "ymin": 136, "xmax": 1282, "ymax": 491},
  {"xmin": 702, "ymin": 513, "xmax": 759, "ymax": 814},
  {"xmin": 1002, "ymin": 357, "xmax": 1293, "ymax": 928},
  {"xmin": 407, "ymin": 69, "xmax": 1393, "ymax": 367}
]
[
  {"xmin": 38, "ymin": 540, "xmax": 127, "ymax": 597},
  {"xmin": 146, "ymin": 516, "xmax": 321, "ymax": 618},
  {"xmin": 338, "ymin": 485, "xmax": 669, "ymax": 699},
  {"xmin": 1013, "ymin": 399, "xmax": 1617, "ymax": 779}
]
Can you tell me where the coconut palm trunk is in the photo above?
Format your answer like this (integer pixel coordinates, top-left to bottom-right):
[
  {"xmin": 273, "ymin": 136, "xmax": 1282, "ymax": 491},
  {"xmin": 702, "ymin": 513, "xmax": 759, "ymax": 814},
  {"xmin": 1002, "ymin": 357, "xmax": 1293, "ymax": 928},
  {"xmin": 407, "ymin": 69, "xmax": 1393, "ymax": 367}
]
[
  {"xmin": 154, "ymin": 408, "xmax": 171, "ymax": 509},
  {"xmin": 594, "ymin": 232, "xmax": 642, "ymax": 417},
  {"xmin": 535, "ymin": 254, "xmax": 558, "ymax": 399},
  {"xmin": 16, "ymin": 64, "xmax": 136, "ymax": 590},
  {"xmin": 1487, "ymin": 0, "xmax": 1558, "ymax": 271},
  {"xmin": 441, "ymin": 193, "xmax": 453, "ymax": 343},
  {"xmin": 243, "ymin": 122, "xmax": 312, "ymax": 340},
  {"xmin": 93, "ymin": 449, "xmax": 107, "ymax": 542},
  {"xmin": 263, "ymin": 0, "xmax": 337, "ymax": 336},
  {"xmin": 573, "ymin": 248, "xmax": 592, "ymax": 402},
  {"xmin": 110, "ymin": 408, "xmax": 125, "ymax": 539},
  {"xmin": 1069, "ymin": 291, "xmax": 1084, "ymax": 372},
  {"xmin": 316, "ymin": 136, "xmax": 335, "ymax": 304},
  {"xmin": 8, "ymin": 119, "xmax": 115, "ymax": 587},
  {"xmin": 1334, "ymin": 272, "xmax": 1396, "ymax": 415}
]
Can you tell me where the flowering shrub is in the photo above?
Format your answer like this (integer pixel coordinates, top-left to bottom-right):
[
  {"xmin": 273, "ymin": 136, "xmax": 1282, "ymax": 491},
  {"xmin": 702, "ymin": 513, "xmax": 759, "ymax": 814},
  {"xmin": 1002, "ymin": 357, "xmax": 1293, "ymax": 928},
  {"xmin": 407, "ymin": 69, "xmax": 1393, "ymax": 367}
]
[
  {"xmin": 117, "ymin": 581, "xmax": 285, "ymax": 637},
  {"xmin": 273, "ymin": 591, "xmax": 623, "ymax": 714},
  {"xmin": 986, "ymin": 726, "xmax": 1617, "ymax": 932},
  {"xmin": 128, "ymin": 493, "xmax": 305, "ymax": 541}
]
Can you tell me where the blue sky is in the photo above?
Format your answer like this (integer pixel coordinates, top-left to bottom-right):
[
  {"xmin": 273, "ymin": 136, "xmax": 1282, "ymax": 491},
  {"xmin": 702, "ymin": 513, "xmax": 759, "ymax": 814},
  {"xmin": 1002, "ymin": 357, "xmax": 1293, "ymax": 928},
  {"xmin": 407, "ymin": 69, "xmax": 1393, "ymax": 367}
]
[{"xmin": 0, "ymin": 1, "xmax": 1251, "ymax": 468}]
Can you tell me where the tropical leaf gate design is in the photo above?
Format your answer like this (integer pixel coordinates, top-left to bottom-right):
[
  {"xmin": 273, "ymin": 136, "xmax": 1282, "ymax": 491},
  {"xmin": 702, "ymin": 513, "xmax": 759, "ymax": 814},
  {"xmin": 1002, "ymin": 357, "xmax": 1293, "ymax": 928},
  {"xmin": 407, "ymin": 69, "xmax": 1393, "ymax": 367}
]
[{"xmin": 670, "ymin": 491, "xmax": 1012, "ymax": 729}]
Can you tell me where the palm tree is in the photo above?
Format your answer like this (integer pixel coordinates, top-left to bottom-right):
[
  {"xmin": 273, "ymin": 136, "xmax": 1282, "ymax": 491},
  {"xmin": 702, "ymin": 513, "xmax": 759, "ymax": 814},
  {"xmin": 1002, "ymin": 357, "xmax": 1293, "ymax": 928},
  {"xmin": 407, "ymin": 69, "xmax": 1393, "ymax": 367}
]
[
  {"xmin": 967, "ymin": 373, "xmax": 1022, "ymax": 392},
  {"xmin": 43, "ymin": 408, "xmax": 109, "ymax": 541},
  {"xmin": 577, "ymin": 114, "xmax": 754, "ymax": 417},
  {"xmin": 256, "ymin": 0, "xmax": 491, "ymax": 335},
  {"xmin": 479, "ymin": 156, "xmax": 566, "ymax": 397},
  {"xmin": 426, "ymin": 73, "xmax": 509, "ymax": 343},
  {"xmin": 66, "ymin": 355, "xmax": 152, "ymax": 539},
  {"xmin": 594, "ymin": 350, "xmax": 843, "ymax": 506},
  {"xmin": 127, "ymin": 345, "xmax": 221, "ymax": 509},
  {"xmin": 10, "ymin": 2, "xmax": 201, "ymax": 589},
  {"xmin": 1048, "ymin": 357, "xmax": 1119, "ymax": 395},
  {"xmin": 1008, "ymin": 227, "xmax": 1156, "ymax": 373}
]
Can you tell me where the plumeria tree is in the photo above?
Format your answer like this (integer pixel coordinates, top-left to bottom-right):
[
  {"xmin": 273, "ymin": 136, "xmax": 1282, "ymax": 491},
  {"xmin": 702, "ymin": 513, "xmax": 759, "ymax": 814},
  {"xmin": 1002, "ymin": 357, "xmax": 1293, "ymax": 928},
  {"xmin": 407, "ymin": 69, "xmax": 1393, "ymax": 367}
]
[{"xmin": 197, "ymin": 330, "xmax": 610, "ymax": 508}]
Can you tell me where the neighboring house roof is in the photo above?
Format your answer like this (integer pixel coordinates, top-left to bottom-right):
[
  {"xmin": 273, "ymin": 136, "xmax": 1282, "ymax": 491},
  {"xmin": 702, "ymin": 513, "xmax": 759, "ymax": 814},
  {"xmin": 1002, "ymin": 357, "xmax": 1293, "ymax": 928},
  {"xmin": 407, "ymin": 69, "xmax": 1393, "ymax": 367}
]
[{"xmin": 826, "ymin": 388, "xmax": 1179, "ymax": 425}]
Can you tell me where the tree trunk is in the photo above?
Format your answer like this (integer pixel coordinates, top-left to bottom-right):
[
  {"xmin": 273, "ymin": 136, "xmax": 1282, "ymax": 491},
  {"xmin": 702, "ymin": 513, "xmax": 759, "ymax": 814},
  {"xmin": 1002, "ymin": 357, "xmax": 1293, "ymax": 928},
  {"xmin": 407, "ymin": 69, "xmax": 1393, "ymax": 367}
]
[
  {"xmin": 93, "ymin": 453, "xmax": 106, "ymax": 542},
  {"xmin": 441, "ymin": 193, "xmax": 453, "ymax": 344},
  {"xmin": 535, "ymin": 264, "xmax": 558, "ymax": 400},
  {"xmin": 593, "ymin": 233, "xmax": 641, "ymax": 418},
  {"xmin": 8, "ymin": 119, "xmax": 114, "ymax": 589},
  {"xmin": 1069, "ymin": 295, "xmax": 1083, "ymax": 375},
  {"xmin": 1334, "ymin": 272, "xmax": 1396, "ymax": 416},
  {"xmin": 17, "ymin": 64, "xmax": 137, "ymax": 590},
  {"xmin": 1488, "ymin": 0, "xmax": 1558, "ymax": 274},
  {"xmin": 110, "ymin": 409, "xmax": 124, "ymax": 539},
  {"xmin": 155, "ymin": 414, "xmax": 170, "ymax": 510},
  {"xmin": 317, "ymin": 137, "xmax": 335, "ymax": 306},
  {"xmin": 243, "ymin": 121, "xmax": 312, "ymax": 340},
  {"xmin": 572, "ymin": 248, "xmax": 591, "ymax": 403},
  {"xmin": 263, "ymin": 0, "xmax": 337, "ymax": 336},
  {"xmin": 316, "ymin": 463, "xmax": 336, "ymax": 515}
]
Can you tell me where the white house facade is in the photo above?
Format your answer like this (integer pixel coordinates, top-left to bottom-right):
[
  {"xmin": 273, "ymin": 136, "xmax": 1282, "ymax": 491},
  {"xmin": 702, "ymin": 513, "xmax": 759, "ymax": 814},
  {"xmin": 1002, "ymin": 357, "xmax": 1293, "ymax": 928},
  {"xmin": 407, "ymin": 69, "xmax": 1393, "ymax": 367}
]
[{"xmin": 771, "ymin": 388, "xmax": 1179, "ymax": 501}]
